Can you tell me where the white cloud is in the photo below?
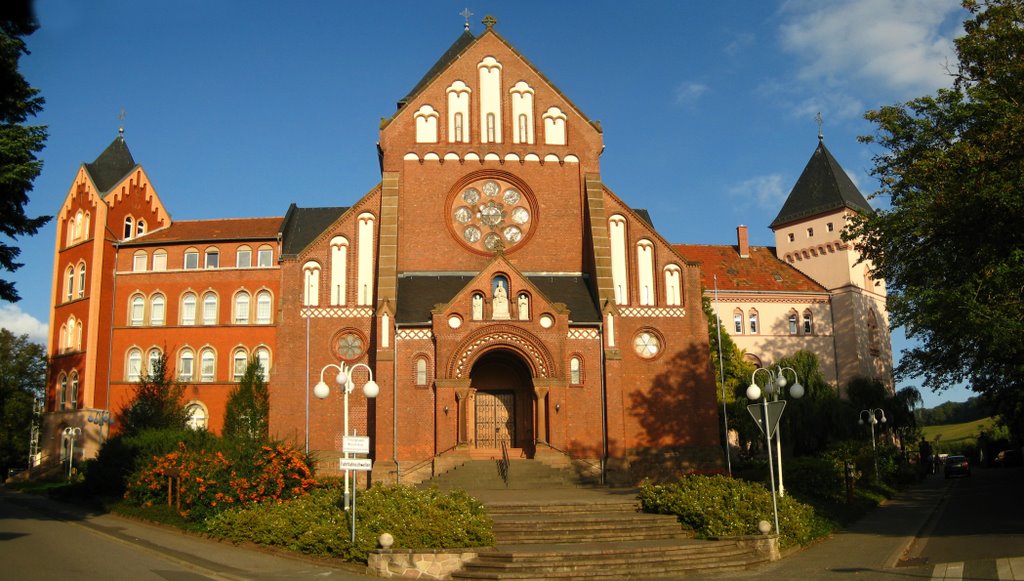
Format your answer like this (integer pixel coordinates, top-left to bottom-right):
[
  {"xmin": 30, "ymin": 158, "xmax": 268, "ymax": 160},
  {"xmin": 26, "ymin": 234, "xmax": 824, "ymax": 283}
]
[
  {"xmin": 674, "ymin": 81, "xmax": 708, "ymax": 107},
  {"xmin": 0, "ymin": 304, "xmax": 49, "ymax": 344},
  {"xmin": 728, "ymin": 174, "xmax": 787, "ymax": 210},
  {"xmin": 724, "ymin": 32, "xmax": 756, "ymax": 56},
  {"xmin": 778, "ymin": 0, "xmax": 963, "ymax": 97}
]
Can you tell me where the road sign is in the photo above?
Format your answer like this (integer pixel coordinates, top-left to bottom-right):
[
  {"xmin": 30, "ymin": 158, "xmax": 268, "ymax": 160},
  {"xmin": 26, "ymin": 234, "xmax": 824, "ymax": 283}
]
[
  {"xmin": 343, "ymin": 436, "xmax": 370, "ymax": 454},
  {"xmin": 339, "ymin": 458, "xmax": 373, "ymax": 471},
  {"xmin": 747, "ymin": 400, "xmax": 787, "ymax": 438}
]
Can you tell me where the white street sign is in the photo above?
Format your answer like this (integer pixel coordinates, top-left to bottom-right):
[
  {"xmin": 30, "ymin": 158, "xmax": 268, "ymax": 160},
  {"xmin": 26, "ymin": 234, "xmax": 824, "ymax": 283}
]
[
  {"xmin": 339, "ymin": 458, "xmax": 373, "ymax": 471},
  {"xmin": 343, "ymin": 436, "xmax": 370, "ymax": 454}
]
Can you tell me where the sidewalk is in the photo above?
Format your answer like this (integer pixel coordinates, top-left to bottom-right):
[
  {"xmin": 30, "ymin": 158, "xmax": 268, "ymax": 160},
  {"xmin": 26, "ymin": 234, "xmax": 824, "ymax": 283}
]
[{"xmin": 0, "ymin": 487, "xmax": 377, "ymax": 580}]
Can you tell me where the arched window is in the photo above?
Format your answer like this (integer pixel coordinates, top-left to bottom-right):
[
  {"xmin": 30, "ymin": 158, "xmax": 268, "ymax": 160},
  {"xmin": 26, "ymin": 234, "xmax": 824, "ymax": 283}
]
[
  {"xmin": 123, "ymin": 216, "xmax": 133, "ymax": 239},
  {"xmin": 236, "ymin": 245, "xmax": 252, "ymax": 268},
  {"xmin": 749, "ymin": 309, "xmax": 759, "ymax": 334},
  {"xmin": 126, "ymin": 348, "xmax": 143, "ymax": 381},
  {"xmin": 200, "ymin": 348, "xmax": 215, "ymax": 382},
  {"xmin": 257, "ymin": 245, "xmax": 273, "ymax": 267},
  {"xmin": 202, "ymin": 292, "xmax": 218, "ymax": 325},
  {"xmin": 234, "ymin": 291, "xmax": 250, "ymax": 324},
  {"xmin": 129, "ymin": 294, "xmax": 145, "ymax": 326},
  {"xmin": 415, "ymin": 357, "xmax": 428, "ymax": 386},
  {"xmin": 136, "ymin": 219, "xmax": 146, "ymax": 237},
  {"xmin": 65, "ymin": 266, "xmax": 74, "ymax": 302},
  {"xmin": 609, "ymin": 215, "xmax": 629, "ymax": 305},
  {"xmin": 446, "ymin": 80, "xmax": 472, "ymax": 143},
  {"xmin": 147, "ymin": 348, "xmax": 162, "ymax": 376},
  {"xmin": 75, "ymin": 320, "xmax": 82, "ymax": 350},
  {"xmin": 357, "ymin": 213, "xmax": 375, "ymax": 306},
  {"xmin": 150, "ymin": 293, "xmax": 165, "ymax": 326},
  {"xmin": 153, "ymin": 249, "xmax": 167, "ymax": 271},
  {"xmin": 542, "ymin": 106, "xmax": 567, "ymax": 145},
  {"xmin": 77, "ymin": 262, "xmax": 86, "ymax": 298},
  {"xmin": 788, "ymin": 310, "xmax": 799, "ymax": 335},
  {"xmin": 733, "ymin": 309, "xmax": 744, "ymax": 334},
  {"xmin": 183, "ymin": 248, "xmax": 199, "ymax": 270},
  {"xmin": 58, "ymin": 374, "xmax": 67, "ymax": 410},
  {"xmin": 454, "ymin": 111, "xmax": 465, "ymax": 142},
  {"xmin": 58, "ymin": 324, "xmax": 67, "ymax": 352},
  {"xmin": 132, "ymin": 250, "xmax": 148, "ymax": 272},
  {"xmin": 204, "ymin": 247, "xmax": 219, "ymax": 269},
  {"xmin": 178, "ymin": 348, "xmax": 195, "ymax": 381},
  {"xmin": 255, "ymin": 291, "xmax": 272, "ymax": 324},
  {"xmin": 73, "ymin": 210, "xmax": 84, "ymax": 241},
  {"xmin": 302, "ymin": 262, "xmax": 320, "ymax": 307},
  {"xmin": 803, "ymin": 310, "xmax": 813, "ymax": 334},
  {"xmin": 570, "ymin": 356, "xmax": 582, "ymax": 385},
  {"xmin": 232, "ymin": 348, "xmax": 248, "ymax": 381},
  {"xmin": 185, "ymin": 402, "xmax": 208, "ymax": 430},
  {"xmin": 510, "ymin": 81, "xmax": 535, "ymax": 144},
  {"xmin": 181, "ymin": 293, "xmax": 197, "ymax": 325},
  {"xmin": 330, "ymin": 236, "xmax": 348, "ymax": 306},
  {"xmin": 255, "ymin": 347, "xmax": 270, "ymax": 381},
  {"xmin": 636, "ymin": 239, "xmax": 655, "ymax": 306},
  {"xmin": 413, "ymin": 104, "xmax": 439, "ymax": 143},
  {"xmin": 478, "ymin": 56, "xmax": 502, "ymax": 143},
  {"xmin": 664, "ymin": 265, "xmax": 682, "ymax": 306},
  {"xmin": 69, "ymin": 373, "xmax": 79, "ymax": 409}
]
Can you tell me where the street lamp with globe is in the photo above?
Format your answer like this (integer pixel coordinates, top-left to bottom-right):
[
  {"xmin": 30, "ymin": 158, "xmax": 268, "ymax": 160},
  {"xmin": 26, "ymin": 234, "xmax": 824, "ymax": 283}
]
[
  {"xmin": 859, "ymin": 408, "xmax": 887, "ymax": 480},
  {"xmin": 313, "ymin": 362, "xmax": 378, "ymax": 507}
]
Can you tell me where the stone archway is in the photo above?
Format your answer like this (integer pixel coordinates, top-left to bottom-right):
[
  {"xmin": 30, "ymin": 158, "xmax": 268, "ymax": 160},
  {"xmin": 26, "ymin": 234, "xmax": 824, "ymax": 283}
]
[{"xmin": 469, "ymin": 349, "xmax": 535, "ymax": 456}]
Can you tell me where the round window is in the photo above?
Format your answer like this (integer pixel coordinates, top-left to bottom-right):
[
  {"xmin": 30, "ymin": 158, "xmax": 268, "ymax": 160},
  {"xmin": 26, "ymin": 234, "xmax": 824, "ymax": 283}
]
[
  {"xmin": 447, "ymin": 175, "xmax": 536, "ymax": 254},
  {"xmin": 335, "ymin": 331, "xmax": 365, "ymax": 360},
  {"xmin": 633, "ymin": 330, "xmax": 663, "ymax": 359}
]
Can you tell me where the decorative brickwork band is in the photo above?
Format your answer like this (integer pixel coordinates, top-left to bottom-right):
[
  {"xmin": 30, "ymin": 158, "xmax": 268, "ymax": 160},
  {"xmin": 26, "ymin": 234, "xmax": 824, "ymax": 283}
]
[
  {"xmin": 566, "ymin": 328, "xmax": 600, "ymax": 340},
  {"xmin": 300, "ymin": 307, "xmax": 374, "ymax": 318},
  {"xmin": 447, "ymin": 327, "xmax": 555, "ymax": 380},
  {"xmin": 618, "ymin": 307, "xmax": 686, "ymax": 318},
  {"xmin": 396, "ymin": 329, "xmax": 434, "ymax": 340}
]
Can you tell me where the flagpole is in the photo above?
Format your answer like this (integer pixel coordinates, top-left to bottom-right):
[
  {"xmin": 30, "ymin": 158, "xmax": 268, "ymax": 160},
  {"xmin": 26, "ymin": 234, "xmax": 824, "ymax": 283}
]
[{"xmin": 714, "ymin": 274, "xmax": 732, "ymax": 476}]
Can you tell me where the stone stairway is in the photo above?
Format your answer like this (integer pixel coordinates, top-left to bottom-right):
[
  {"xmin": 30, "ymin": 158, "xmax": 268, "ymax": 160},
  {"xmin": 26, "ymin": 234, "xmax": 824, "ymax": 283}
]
[{"xmin": 421, "ymin": 460, "xmax": 774, "ymax": 579}]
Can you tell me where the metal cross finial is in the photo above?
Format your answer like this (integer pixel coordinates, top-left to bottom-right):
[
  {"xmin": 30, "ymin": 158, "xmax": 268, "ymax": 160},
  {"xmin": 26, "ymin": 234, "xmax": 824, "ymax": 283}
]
[
  {"xmin": 119, "ymin": 108, "xmax": 126, "ymax": 137},
  {"xmin": 815, "ymin": 112, "xmax": 824, "ymax": 142},
  {"xmin": 482, "ymin": 15, "xmax": 497, "ymax": 29},
  {"xmin": 460, "ymin": 8, "xmax": 473, "ymax": 31}
]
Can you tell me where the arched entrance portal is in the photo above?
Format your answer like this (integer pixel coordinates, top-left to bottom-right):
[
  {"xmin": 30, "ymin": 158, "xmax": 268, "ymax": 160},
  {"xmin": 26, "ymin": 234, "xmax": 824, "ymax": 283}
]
[{"xmin": 470, "ymin": 349, "xmax": 536, "ymax": 458}]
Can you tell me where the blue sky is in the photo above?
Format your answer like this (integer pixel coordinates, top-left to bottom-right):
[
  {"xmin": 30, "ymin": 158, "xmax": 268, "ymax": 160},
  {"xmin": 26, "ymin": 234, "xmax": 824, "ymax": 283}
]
[{"xmin": 6, "ymin": 0, "xmax": 973, "ymax": 408}]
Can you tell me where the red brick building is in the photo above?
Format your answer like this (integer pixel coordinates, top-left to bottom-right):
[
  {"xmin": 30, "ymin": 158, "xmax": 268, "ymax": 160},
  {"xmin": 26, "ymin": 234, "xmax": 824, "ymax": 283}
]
[{"xmin": 43, "ymin": 19, "xmax": 724, "ymax": 484}]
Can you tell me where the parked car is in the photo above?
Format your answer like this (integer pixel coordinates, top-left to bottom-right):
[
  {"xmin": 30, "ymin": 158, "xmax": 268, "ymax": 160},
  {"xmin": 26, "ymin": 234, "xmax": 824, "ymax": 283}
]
[
  {"xmin": 994, "ymin": 449, "xmax": 1022, "ymax": 467},
  {"xmin": 944, "ymin": 455, "xmax": 971, "ymax": 478}
]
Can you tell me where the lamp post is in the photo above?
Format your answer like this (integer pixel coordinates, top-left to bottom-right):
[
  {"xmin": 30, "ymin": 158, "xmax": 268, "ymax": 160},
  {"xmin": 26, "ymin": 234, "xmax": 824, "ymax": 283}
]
[
  {"xmin": 859, "ymin": 408, "xmax": 887, "ymax": 481},
  {"xmin": 747, "ymin": 366, "xmax": 804, "ymax": 498},
  {"xmin": 87, "ymin": 409, "xmax": 114, "ymax": 443},
  {"xmin": 61, "ymin": 427, "xmax": 82, "ymax": 479},
  {"xmin": 313, "ymin": 362, "xmax": 379, "ymax": 510}
]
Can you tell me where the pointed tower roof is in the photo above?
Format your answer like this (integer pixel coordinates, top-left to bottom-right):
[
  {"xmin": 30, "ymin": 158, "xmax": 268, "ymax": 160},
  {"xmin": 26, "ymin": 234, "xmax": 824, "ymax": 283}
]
[
  {"xmin": 770, "ymin": 139, "xmax": 873, "ymax": 229},
  {"xmin": 85, "ymin": 135, "xmax": 138, "ymax": 193}
]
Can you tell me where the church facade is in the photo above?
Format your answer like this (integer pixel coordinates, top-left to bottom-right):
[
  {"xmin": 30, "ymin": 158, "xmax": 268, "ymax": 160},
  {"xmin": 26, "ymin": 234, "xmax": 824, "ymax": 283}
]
[{"xmin": 40, "ymin": 19, "xmax": 890, "ymax": 484}]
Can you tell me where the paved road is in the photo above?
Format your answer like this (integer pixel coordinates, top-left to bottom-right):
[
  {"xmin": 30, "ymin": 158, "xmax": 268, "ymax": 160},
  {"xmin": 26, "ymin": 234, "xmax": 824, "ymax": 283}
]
[{"xmin": 0, "ymin": 487, "xmax": 375, "ymax": 580}]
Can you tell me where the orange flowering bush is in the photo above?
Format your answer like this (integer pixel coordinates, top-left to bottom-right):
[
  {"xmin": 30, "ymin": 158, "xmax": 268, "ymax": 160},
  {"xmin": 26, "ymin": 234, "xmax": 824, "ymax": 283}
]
[{"xmin": 124, "ymin": 441, "xmax": 316, "ymax": 522}]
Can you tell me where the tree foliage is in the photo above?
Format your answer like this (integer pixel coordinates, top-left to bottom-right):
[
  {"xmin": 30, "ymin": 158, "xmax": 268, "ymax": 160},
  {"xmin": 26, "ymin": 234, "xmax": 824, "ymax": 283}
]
[
  {"xmin": 222, "ymin": 357, "xmax": 270, "ymax": 441},
  {"xmin": 0, "ymin": 328, "xmax": 45, "ymax": 475},
  {"xmin": 118, "ymin": 353, "xmax": 188, "ymax": 437},
  {"xmin": 848, "ymin": 0, "xmax": 1024, "ymax": 441},
  {"xmin": 0, "ymin": 4, "xmax": 51, "ymax": 303}
]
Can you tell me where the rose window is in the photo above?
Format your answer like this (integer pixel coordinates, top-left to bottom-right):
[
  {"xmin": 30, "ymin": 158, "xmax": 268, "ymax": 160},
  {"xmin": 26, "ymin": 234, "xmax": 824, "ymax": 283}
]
[{"xmin": 449, "ymin": 177, "xmax": 535, "ymax": 254}]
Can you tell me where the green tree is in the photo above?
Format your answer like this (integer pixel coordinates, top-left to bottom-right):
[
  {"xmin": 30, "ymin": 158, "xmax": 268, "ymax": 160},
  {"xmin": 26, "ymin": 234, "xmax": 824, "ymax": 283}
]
[
  {"xmin": 775, "ymin": 351, "xmax": 851, "ymax": 455},
  {"xmin": 0, "ymin": 328, "xmax": 45, "ymax": 476},
  {"xmin": 119, "ymin": 353, "xmax": 188, "ymax": 437},
  {"xmin": 222, "ymin": 357, "xmax": 269, "ymax": 441},
  {"xmin": 848, "ymin": 0, "xmax": 1024, "ymax": 441},
  {"xmin": 1, "ymin": 4, "xmax": 51, "ymax": 303},
  {"xmin": 703, "ymin": 296, "xmax": 757, "ymax": 450}
]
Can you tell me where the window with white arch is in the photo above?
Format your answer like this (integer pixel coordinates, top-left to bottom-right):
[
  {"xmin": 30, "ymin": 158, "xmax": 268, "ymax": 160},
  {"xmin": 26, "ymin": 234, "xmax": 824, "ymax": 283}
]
[
  {"xmin": 636, "ymin": 239, "xmax": 656, "ymax": 306},
  {"xmin": 608, "ymin": 215, "xmax": 629, "ymax": 305},
  {"xmin": 447, "ymin": 80, "xmax": 471, "ymax": 143},
  {"xmin": 255, "ymin": 347, "xmax": 270, "ymax": 381},
  {"xmin": 123, "ymin": 216, "xmax": 134, "ymax": 239},
  {"xmin": 58, "ymin": 374, "xmax": 67, "ymax": 410},
  {"xmin": 234, "ymin": 291, "xmax": 250, "ymax": 324},
  {"xmin": 356, "ymin": 213, "xmax": 375, "ymax": 306},
  {"xmin": 181, "ymin": 293, "xmax": 197, "ymax": 325},
  {"xmin": 302, "ymin": 261, "xmax": 320, "ymax": 306},
  {"xmin": 185, "ymin": 402, "xmax": 208, "ymax": 430},
  {"xmin": 569, "ymin": 356, "xmax": 582, "ymax": 385},
  {"xmin": 330, "ymin": 236, "xmax": 348, "ymax": 306},
  {"xmin": 478, "ymin": 56, "xmax": 502, "ymax": 143},
  {"xmin": 733, "ymin": 309, "xmax": 744, "ymax": 334},
  {"xmin": 126, "ymin": 348, "xmax": 143, "ymax": 382},
  {"xmin": 178, "ymin": 348, "xmax": 195, "ymax": 381},
  {"xmin": 129, "ymin": 294, "xmax": 145, "ymax": 326},
  {"xmin": 69, "ymin": 373, "xmax": 79, "ymax": 409},
  {"xmin": 232, "ymin": 348, "xmax": 248, "ymax": 381},
  {"xmin": 414, "ymin": 104, "xmax": 439, "ymax": 143},
  {"xmin": 415, "ymin": 357, "xmax": 428, "ymax": 386},
  {"xmin": 664, "ymin": 264, "xmax": 682, "ymax": 306},
  {"xmin": 76, "ymin": 262, "xmax": 86, "ymax": 299},
  {"xmin": 542, "ymin": 107, "xmax": 567, "ymax": 145},
  {"xmin": 64, "ymin": 266, "xmax": 74, "ymax": 302},
  {"xmin": 510, "ymin": 81, "xmax": 535, "ymax": 144},
  {"xmin": 150, "ymin": 293, "xmax": 165, "ymax": 326},
  {"xmin": 255, "ymin": 291, "xmax": 272, "ymax": 324},
  {"xmin": 200, "ymin": 348, "xmax": 215, "ymax": 382},
  {"xmin": 202, "ymin": 292, "xmax": 218, "ymax": 325}
]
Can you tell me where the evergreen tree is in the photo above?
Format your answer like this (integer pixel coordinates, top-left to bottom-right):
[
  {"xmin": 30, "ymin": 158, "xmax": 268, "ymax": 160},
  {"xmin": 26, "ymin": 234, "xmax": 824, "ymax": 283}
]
[
  {"xmin": 0, "ymin": 328, "xmax": 45, "ymax": 476},
  {"xmin": 222, "ymin": 357, "xmax": 269, "ymax": 441},
  {"xmin": 119, "ymin": 353, "xmax": 188, "ymax": 437},
  {"xmin": 0, "ymin": 3, "xmax": 51, "ymax": 303}
]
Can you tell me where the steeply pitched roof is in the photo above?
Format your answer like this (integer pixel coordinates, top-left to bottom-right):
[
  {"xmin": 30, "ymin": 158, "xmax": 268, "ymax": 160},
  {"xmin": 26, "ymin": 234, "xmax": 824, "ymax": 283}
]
[
  {"xmin": 673, "ymin": 244, "xmax": 827, "ymax": 294},
  {"xmin": 395, "ymin": 274, "xmax": 600, "ymax": 324},
  {"xmin": 279, "ymin": 204, "xmax": 348, "ymax": 257},
  {"xmin": 770, "ymin": 139, "xmax": 873, "ymax": 229},
  {"xmin": 86, "ymin": 135, "xmax": 137, "ymax": 193},
  {"xmin": 398, "ymin": 29, "xmax": 476, "ymax": 110},
  {"xmin": 123, "ymin": 217, "xmax": 282, "ymax": 245}
]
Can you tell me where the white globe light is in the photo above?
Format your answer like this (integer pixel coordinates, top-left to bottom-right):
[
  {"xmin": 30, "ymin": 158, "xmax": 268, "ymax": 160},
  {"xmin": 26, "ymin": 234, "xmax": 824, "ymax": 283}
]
[
  {"xmin": 789, "ymin": 382, "xmax": 805, "ymax": 399},
  {"xmin": 313, "ymin": 381, "xmax": 330, "ymax": 400},
  {"xmin": 378, "ymin": 532, "xmax": 394, "ymax": 549},
  {"xmin": 758, "ymin": 520, "xmax": 772, "ymax": 534},
  {"xmin": 363, "ymin": 380, "xmax": 380, "ymax": 399},
  {"xmin": 746, "ymin": 383, "xmax": 762, "ymax": 401},
  {"xmin": 776, "ymin": 374, "xmax": 787, "ymax": 388},
  {"xmin": 336, "ymin": 371, "xmax": 348, "ymax": 386}
]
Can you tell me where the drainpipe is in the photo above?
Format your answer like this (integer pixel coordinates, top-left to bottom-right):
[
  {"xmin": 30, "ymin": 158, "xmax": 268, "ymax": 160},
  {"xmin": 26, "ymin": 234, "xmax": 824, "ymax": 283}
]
[
  {"xmin": 393, "ymin": 327, "xmax": 400, "ymax": 483},
  {"xmin": 599, "ymin": 322, "xmax": 607, "ymax": 486}
]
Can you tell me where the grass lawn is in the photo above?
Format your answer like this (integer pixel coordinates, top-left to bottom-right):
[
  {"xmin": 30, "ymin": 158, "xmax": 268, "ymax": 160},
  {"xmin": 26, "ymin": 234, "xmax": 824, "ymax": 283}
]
[{"xmin": 921, "ymin": 417, "xmax": 995, "ymax": 449}]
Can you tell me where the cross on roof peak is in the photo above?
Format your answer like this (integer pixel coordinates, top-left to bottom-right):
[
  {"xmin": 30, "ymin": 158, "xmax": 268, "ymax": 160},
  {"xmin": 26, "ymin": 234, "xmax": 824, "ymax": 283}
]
[{"xmin": 482, "ymin": 15, "xmax": 497, "ymax": 29}]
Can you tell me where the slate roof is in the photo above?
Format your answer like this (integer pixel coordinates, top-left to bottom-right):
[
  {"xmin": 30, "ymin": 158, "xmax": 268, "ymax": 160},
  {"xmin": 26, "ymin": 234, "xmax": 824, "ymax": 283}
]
[
  {"xmin": 673, "ymin": 244, "xmax": 827, "ymax": 294},
  {"xmin": 122, "ymin": 217, "xmax": 282, "ymax": 246},
  {"xmin": 398, "ymin": 29, "xmax": 476, "ymax": 110},
  {"xmin": 279, "ymin": 204, "xmax": 349, "ymax": 257},
  {"xmin": 770, "ymin": 139, "xmax": 873, "ymax": 229},
  {"xmin": 86, "ymin": 135, "xmax": 137, "ymax": 193},
  {"xmin": 396, "ymin": 274, "xmax": 600, "ymax": 325}
]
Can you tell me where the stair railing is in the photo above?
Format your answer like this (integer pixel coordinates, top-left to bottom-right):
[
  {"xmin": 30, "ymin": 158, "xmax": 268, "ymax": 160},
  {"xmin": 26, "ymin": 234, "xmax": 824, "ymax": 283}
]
[{"xmin": 497, "ymin": 434, "xmax": 511, "ymax": 487}]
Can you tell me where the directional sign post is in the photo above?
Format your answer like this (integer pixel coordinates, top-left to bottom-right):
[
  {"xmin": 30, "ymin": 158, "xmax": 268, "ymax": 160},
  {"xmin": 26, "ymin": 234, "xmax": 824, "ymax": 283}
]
[
  {"xmin": 339, "ymin": 457, "xmax": 373, "ymax": 471},
  {"xmin": 343, "ymin": 436, "xmax": 370, "ymax": 455},
  {"xmin": 746, "ymin": 400, "xmax": 787, "ymax": 439}
]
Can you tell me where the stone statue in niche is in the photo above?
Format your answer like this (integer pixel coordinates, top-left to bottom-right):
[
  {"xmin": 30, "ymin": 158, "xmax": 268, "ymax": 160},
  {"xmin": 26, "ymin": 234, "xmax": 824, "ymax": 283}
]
[
  {"xmin": 472, "ymin": 294, "xmax": 483, "ymax": 320},
  {"xmin": 492, "ymin": 281, "xmax": 510, "ymax": 320},
  {"xmin": 517, "ymin": 293, "xmax": 529, "ymax": 320}
]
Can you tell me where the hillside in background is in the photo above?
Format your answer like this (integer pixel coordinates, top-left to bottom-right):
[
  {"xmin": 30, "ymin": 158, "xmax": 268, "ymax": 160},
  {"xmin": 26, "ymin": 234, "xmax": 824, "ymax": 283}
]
[{"xmin": 916, "ymin": 396, "xmax": 990, "ymax": 426}]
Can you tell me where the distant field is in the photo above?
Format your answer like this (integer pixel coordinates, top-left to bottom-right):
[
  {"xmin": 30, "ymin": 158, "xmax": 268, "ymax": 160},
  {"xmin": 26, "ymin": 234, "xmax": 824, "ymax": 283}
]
[{"xmin": 921, "ymin": 417, "xmax": 996, "ymax": 446}]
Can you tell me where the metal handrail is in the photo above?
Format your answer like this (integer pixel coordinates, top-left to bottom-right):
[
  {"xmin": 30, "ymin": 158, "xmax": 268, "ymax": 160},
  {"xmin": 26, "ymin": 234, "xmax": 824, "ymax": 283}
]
[{"xmin": 497, "ymin": 437, "xmax": 510, "ymax": 487}]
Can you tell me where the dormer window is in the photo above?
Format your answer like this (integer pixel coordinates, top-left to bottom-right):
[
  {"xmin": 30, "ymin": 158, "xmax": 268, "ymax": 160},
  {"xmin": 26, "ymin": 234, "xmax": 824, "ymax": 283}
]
[{"xmin": 807, "ymin": 227, "xmax": 814, "ymax": 238}]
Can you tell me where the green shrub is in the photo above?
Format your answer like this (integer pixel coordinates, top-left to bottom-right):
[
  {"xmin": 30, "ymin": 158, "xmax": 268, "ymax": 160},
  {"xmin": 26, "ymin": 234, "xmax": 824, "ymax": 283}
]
[
  {"xmin": 784, "ymin": 456, "xmax": 850, "ymax": 503},
  {"xmin": 638, "ymin": 474, "xmax": 830, "ymax": 549},
  {"xmin": 83, "ymin": 428, "xmax": 222, "ymax": 497},
  {"xmin": 205, "ymin": 484, "xmax": 494, "ymax": 562}
]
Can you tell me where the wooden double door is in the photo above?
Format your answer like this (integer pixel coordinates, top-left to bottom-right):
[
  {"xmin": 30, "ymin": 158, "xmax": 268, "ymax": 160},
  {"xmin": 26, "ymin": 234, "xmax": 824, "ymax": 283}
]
[{"xmin": 475, "ymin": 391, "xmax": 515, "ymax": 448}]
